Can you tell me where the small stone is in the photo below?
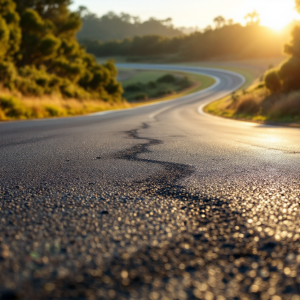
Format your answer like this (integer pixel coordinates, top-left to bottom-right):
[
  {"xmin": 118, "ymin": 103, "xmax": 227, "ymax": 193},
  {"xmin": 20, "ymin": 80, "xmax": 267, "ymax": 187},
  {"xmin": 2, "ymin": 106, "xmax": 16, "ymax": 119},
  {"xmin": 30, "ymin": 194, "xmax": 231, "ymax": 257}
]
[{"xmin": 1, "ymin": 245, "xmax": 10, "ymax": 259}]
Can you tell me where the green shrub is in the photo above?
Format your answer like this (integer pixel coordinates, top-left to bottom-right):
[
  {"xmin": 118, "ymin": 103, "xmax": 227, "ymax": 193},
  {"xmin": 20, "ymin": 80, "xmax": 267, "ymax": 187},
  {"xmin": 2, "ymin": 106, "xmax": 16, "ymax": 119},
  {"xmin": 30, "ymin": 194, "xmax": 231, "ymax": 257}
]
[
  {"xmin": 0, "ymin": 95, "xmax": 24, "ymax": 117},
  {"xmin": 176, "ymin": 76, "xmax": 192, "ymax": 89},
  {"xmin": 264, "ymin": 69, "xmax": 281, "ymax": 93},
  {"xmin": 157, "ymin": 74, "xmax": 177, "ymax": 83},
  {"xmin": 38, "ymin": 34, "xmax": 61, "ymax": 58},
  {"xmin": 0, "ymin": 16, "xmax": 10, "ymax": 58},
  {"xmin": 44, "ymin": 105, "xmax": 64, "ymax": 117},
  {"xmin": 125, "ymin": 83, "xmax": 143, "ymax": 92},
  {"xmin": 15, "ymin": 76, "xmax": 44, "ymax": 96},
  {"xmin": 60, "ymin": 79, "xmax": 90, "ymax": 99},
  {"xmin": 0, "ymin": 61, "xmax": 17, "ymax": 89},
  {"xmin": 278, "ymin": 57, "xmax": 300, "ymax": 91},
  {"xmin": 155, "ymin": 89, "xmax": 173, "ymax": 97},
  {"xmin": 147, "ymin": 81, "xmax": 157, "ymax": 88},
  {"xmin": 134, "ymin": 93, "xmax": 148, "ymax": 101}
]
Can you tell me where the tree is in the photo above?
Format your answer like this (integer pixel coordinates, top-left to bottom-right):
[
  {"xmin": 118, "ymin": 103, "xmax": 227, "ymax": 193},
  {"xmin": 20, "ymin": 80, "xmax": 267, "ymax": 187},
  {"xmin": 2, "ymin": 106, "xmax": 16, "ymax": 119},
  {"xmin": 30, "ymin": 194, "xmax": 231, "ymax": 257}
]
[
  {"xmin": 132, "ymin": 16, "xmax": 141, "ymax": 24},
  {"xmin": 162, "ymin": 18, "xmax": 173, "ymax": 27},
  {"xmin": 14, "ymin": 0, "xmax": 71, "ymax": 26},
  {"xmin": 0, "ymin": 0, "xmax": 21, "ymax": 60},
  {"xmin": 213, "ymin": 16, "xmax": 225, "ymax": 29},
  {"xmin": 244, "ymin": 11, "xmax": 260, "ymax": 25},
  {"xmin": 77, "ymin": 6, "xmax": 89, "ymax": 17},
  {"xmin": 0, "ymin": 0, "xmax": 123, "ymax": 102},
  {"xmin": 227, "ymin": 19, "xmax": 234, "ymax": 26},
  {"xmin": 77, "ymin": 12, "xmax": 183, "ymax": 42}
]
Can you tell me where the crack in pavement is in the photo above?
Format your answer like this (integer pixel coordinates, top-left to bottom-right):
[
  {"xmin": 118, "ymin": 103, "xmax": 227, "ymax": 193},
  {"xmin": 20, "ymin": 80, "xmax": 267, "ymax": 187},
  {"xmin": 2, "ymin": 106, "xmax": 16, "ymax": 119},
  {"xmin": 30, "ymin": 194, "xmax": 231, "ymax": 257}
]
[{"xmin": 113, "ymin": 122, "xmax": 195, "ymax": 195}]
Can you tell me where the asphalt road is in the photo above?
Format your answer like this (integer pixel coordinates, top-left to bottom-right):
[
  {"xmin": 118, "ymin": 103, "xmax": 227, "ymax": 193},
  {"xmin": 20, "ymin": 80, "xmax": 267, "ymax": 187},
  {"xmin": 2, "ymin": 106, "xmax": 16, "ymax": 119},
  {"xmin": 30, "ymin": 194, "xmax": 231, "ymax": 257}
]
[{"xmin": 1, "ymin": 64, "xmax": 300, "ymax": 300}]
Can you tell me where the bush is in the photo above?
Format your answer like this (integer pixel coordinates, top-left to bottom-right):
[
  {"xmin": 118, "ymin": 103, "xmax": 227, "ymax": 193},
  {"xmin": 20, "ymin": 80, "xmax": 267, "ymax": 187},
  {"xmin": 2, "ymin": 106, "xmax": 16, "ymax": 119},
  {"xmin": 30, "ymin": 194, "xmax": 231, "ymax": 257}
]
[
  {"xmin": 236, "ymin": 96, "xmax": 260, "ymax": 115},
  {"xmin": 176, "ymin": 76, "xmax": 192, "ymax": 89},
  {"xmin": 125, "ymin": 83, "xmax": 143, "ymax": 92},
  {"xmin": 278, "ymin": 57, "xmax": 300, "ymax": 92},
  {"xmin": 15, "ymin": 76, "xmax": 44, "ymax": 96},
  {"xmin": 0, "ymin": 95, "xmax": 24, "ymax": 117},
  {"xmin": 134, "ymin": 93, "xmax": 148, "ymax": 101},
  {"xmin": 264, "ymin": 69, "xmax": 281, "ymax": 93},
  {"xmin": 60, "ymin": 79, "xmax": 90, "ymax": 99},
  {"xmin": 155, "ymin": 89, "xmax": 173, "ymax": 97},
  {"xmin": 44, "ymin": 105, "xmax": 65, "ymax": 117},
  {"xmin": 0, "ymin": 61, "xmax": 17, "ymax": 88},
  {"xmin": 147, "ymin": 81, "xmax": 157, "ymax": 88},
  {"xmin": 157, "ymin": 74, "xmax": 176, "ymax": 83}
]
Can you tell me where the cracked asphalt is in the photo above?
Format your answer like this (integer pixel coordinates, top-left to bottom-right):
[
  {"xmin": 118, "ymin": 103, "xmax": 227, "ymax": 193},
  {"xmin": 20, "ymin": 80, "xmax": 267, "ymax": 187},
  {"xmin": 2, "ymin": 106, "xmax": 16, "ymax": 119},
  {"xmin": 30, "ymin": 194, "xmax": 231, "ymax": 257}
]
[{"xmin": 1, "ymin": 65, "xmax": 300, "ymax": 300}]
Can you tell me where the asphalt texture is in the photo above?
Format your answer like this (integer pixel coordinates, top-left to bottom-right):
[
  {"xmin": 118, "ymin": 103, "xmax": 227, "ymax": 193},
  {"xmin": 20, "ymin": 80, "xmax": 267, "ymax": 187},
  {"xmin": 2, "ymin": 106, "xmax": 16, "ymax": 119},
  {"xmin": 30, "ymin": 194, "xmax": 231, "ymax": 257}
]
[{"xmin": 1, "ymin": 64, "xmax": 300, "ymax": 300}]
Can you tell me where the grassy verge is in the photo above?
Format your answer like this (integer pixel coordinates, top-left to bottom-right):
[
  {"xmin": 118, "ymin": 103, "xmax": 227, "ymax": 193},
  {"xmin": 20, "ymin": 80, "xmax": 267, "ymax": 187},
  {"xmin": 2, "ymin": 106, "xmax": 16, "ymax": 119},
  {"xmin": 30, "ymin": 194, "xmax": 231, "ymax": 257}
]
[
  {"xmin": 203, "ymin": 64, "xmax": 258, "ymax": 116},
  {"xmin": 0, "ymin": 92, "xmax": 130, "ymax": 121},
  {"xmin": 0, "ymin": 69, "xmax": 214, "ymax": 121},
  {"xmin": 204, "ymin": 82, "xmax": 300, "ymax": 125}
]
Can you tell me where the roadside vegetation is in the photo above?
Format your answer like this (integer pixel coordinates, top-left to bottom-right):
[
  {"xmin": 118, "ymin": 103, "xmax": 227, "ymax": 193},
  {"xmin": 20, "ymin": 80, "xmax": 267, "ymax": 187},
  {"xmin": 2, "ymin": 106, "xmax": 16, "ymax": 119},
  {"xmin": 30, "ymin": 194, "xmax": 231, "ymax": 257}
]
[
  {"xmin": 0, "ymin": 0, "xmax": 124, "ymax": 120},
  {"xmin": 205, "ymin": 0, "xmax": 300, "ymax": 124},
  {"xmin": 123, "ymin": 73, "xmax": 192, "ymax": 101},
  {"xmin": 120, "ymin": 70, "xmax": 215, "ymax": 102}
]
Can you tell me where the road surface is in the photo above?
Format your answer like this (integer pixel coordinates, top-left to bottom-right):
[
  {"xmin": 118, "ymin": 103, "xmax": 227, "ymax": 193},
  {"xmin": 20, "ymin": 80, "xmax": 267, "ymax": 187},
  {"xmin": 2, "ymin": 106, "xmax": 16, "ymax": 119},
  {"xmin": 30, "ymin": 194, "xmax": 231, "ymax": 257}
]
[{"xmin": 1, "ymin": 64, "xmax": 300, "ymax": 300}]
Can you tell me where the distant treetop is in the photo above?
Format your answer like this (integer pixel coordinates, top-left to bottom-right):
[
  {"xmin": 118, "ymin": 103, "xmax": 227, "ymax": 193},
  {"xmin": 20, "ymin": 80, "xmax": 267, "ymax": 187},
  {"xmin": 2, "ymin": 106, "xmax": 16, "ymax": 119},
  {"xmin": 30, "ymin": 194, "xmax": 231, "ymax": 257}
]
[{"xmin": 76, "ymin": 11, "xmax": 184, "ymax": 42}]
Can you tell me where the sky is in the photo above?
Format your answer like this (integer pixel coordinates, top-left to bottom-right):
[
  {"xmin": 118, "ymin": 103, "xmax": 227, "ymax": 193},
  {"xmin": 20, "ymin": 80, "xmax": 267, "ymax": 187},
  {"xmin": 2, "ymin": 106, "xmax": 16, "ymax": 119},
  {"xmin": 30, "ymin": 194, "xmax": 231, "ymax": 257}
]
[{"xmin": 71, "ymin": 0, "xmax": 299, "ymax": 31}]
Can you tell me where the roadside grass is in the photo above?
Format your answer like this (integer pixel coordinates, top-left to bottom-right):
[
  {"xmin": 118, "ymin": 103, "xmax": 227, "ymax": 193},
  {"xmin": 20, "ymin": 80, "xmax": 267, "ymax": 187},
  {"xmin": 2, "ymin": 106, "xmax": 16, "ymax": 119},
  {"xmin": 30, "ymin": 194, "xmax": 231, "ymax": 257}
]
[
  {"xmin": 204, "ymin": 82, "xmax": 300, "ymax": 125},
  {"xmin": 200, "ymin": 57, "xmax": 300, "ymax": 124},
  {"xmin": 0, "ymin": 92, "xmax": 130, "ymax": 121},
  {"xmin": 203, "ymin": 66, "xmax": 259, "ymax": 118}
]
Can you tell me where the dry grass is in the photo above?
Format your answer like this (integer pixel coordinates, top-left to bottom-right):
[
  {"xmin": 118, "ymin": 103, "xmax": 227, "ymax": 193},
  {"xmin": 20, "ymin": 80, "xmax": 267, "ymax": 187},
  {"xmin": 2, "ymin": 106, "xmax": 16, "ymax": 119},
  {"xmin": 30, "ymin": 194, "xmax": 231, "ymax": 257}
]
[
  {"xmin": 0, "ymin": 90, "xmax": 130, "ymax": 121},
  {"xmin": 218, "ymin": 86, "xmax": 300, "ymax": 123},
  {"xmin": 264, "ymin": 91, "xmax": 300, "ymax": 120}
]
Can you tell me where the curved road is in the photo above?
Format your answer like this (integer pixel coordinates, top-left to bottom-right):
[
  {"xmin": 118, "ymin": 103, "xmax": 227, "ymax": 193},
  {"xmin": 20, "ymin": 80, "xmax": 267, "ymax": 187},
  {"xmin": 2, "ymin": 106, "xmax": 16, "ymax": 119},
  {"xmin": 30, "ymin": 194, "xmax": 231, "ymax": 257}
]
[{"xmin": 1, "ymin": 64, "xmax": 300, "ymax": 299}]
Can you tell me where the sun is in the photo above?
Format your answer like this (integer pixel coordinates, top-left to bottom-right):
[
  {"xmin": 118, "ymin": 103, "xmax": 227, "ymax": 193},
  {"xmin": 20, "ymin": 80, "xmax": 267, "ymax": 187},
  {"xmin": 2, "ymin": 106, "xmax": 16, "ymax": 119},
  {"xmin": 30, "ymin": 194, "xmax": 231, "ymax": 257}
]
[
  {"xmin": 240, "ymin": 0, "xmax": 299, "ymax": 31},
  {"xmin": 261, "ymin": 13, "xmax": 293, "ymax": 31},
  {"xmin": 256, "ymin": 0, "xmax": 299, "ymax": 31}
]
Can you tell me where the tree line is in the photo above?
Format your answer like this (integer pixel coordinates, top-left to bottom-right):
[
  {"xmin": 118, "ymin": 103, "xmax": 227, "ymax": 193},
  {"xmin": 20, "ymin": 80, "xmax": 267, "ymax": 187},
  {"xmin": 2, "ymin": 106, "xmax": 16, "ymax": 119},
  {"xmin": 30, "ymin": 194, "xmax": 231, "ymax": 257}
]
[
  {"xmin": 77, "ymin": 10, "xmax": 183, "ymax": 42},
  {"xmin": 0, "ymin": 0, "xmax": 123, "ymax": 102},
  {"xmin": 81, "ymin": 16, "xmax": 288, "ymax": 61}
]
